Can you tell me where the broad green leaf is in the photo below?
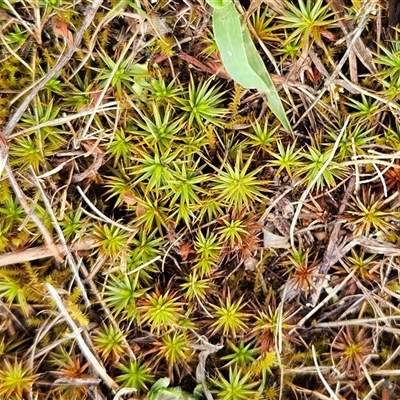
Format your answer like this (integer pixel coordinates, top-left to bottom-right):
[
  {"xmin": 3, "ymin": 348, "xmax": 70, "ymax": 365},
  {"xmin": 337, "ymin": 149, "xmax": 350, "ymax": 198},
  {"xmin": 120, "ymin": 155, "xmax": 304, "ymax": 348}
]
[
  {"xmin": 206, "ymin": 0, "xmax": 230, "ymax": 8},
  {"xmin": 208, "ymin": 1, "xmax": 292, "ymax": 132},
  {"xmin": 148, "ymin": 378, "xmax": 199, "ymax": 400},
  {"xmin": 212, "ymin": 3, "xmax": 266, "ymax": 89},
  {"xmin": 241, "ymin": 27, "xmax": 290, "ymax": 132}
]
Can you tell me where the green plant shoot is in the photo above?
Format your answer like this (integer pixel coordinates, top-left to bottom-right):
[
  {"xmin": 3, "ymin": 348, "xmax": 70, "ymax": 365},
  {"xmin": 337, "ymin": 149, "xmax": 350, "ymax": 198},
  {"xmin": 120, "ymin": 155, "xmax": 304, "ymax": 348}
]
[{"xmin": 207, "ymin": 0, "xmax": 292, "ymax": 132}]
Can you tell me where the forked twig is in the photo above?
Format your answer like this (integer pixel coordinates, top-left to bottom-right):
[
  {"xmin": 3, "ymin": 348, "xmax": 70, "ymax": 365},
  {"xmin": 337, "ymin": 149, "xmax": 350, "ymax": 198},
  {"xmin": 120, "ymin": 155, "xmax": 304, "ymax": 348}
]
[
  {"xmin": 312, "ymin": 345, "xmax": 340, "ymax": 400},
  {"xmin": 189, "ymin": 330, "xmax": 223, "ymax": 400},
  {"xmin": 46, "ymin": 283, "xmax": 118, "ymax": 391}
]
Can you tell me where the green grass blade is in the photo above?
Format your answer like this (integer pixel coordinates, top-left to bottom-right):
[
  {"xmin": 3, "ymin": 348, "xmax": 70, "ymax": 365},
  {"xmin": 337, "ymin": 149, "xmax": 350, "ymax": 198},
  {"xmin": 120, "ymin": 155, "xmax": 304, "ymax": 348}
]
[
  {"xmin": 241, "ymin": 28, "xmax": 292, "ymax": 133},
  {"xmin": 209, "ymin": 1, "xmax": 292, "ymax": 132},
  {"xmin": 206, "ymin": 0, "xmax": 230, "ymax": 8},
  {"xmin": 212, "ymin": 4, "xmax": 266, "ymax": 89}
]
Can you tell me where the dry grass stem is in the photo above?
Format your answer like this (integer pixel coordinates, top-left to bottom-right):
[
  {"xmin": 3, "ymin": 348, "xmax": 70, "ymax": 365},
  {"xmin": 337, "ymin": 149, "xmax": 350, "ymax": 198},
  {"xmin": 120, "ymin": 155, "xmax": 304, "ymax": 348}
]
[{"xmin": 46, "ymin": 283, "xmax": 118, "ymax": 391}]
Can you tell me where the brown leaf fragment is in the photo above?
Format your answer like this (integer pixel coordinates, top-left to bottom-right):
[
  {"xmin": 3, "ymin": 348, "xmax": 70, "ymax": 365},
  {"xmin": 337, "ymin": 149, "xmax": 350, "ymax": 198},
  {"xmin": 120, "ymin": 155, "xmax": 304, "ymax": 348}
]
[
  {"xmin": 136, "ymin": 203, "xmax": 146, "ymax": 219},
  {"xmin": 203, "ymin": 60, "xmax": 231, "ymax": 79},
  {"xmin": 177, "ymin": 52, "xmax": 216, "ymax": 75},
  {"xmin": 51, "ymin": 16, "xmax": 73, "ymax": 49},
  {"xmin": 178, "ymin": 241, "xmax": 193, "ymax": 261},
  {"xmin": 90, "ymin": 89, "xmax": 107, "ymax": 107},
  {"xmin": 320, "ymin": 29, "xmax": 337, "ymax": 42},
  {"xmin": 149, "ymin": 54, "xmax": 169, "ymax": 66},
  {"xmin": 0, "ymin": 129, "xmax": 9, "ymax": 176},
  {"xmin": 382, "ymin": 379, "xmax": 395, "ymax": 400},
  {"xmin": 122, "ymin": 191, "xmax": 137, "ymax": 206},
  {"xmin": 305, "ymin": 67, "xmax": 322, "ymax": 85},
  {"xmin": 81, "ymin": 139, "xmax": 105, "ymax": 158}
]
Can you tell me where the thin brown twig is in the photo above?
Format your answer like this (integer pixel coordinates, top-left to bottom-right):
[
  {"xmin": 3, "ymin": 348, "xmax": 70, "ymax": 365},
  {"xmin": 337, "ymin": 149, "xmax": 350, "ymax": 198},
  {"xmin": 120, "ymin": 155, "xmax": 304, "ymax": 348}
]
[
  {"xmin": 0, "ymin": 238, "xmax": 95, "ymax": 268},
  {"xmin": 46, "ymin": 283, "xmax": 118, "ymax": 392}
]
